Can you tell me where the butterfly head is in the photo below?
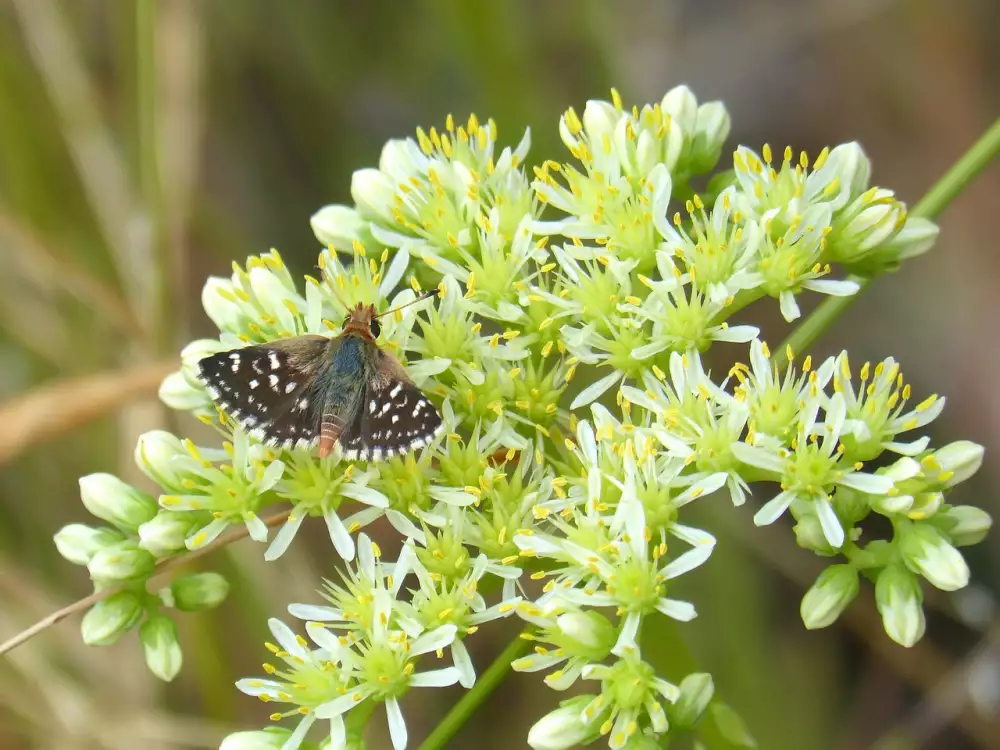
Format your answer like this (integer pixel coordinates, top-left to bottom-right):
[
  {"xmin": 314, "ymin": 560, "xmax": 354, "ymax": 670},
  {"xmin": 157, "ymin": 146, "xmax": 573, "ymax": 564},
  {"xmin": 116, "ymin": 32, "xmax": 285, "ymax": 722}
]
[{"xmin": 341, "ymin": 302, "xmax": 381, "ymax": 341}]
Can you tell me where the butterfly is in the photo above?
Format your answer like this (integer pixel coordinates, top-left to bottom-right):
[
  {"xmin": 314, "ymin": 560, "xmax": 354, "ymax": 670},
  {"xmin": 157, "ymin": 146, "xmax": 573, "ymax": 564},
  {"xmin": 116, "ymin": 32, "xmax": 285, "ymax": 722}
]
[{"xmin": 196, "ymin": 290, "xmax": 443, "ymax": 461}]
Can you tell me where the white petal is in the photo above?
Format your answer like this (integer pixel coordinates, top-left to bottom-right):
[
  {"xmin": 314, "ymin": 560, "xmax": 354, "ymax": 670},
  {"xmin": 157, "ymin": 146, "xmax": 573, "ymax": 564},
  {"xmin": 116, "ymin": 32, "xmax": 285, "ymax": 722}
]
[
  {"xmin": 815, "ymin": 499, "xmax": 845, "ymax": 548},
  {"xmin": 306, "ymin": 621, "xmax": 343, "ymax": 654},
  {"xmin": 712, "ymin": 324, "xmax": 759, "ymax": 343},
  {"xmin": 324, "ymin": 508, "xmax": 355, "ymax": 561},
  {"xmin": 451, "ymin": 639, "xmax": 476, "ymax": 688},
  {"xmin": 340, "ymin": 483, "xmax": 390, "ymax": 508},
  {"xmin": 754, "ymin": 490, "xmax": 796, "ymax": 526},
  {"xmin": 342, "ymin": 505, "xmax": 386, "ymax": 532},
  {"xmin": 884, "ymin": 436, "xmax": 931, "ymax": 456},
  {"xmin": 569, "ymin": 371, "xmax": 622, "ymax": 410},
  {"xmin": 405, "ymin": 357, "xmax": 452, "ymax": 381},
  {"xmin": 186, "ymin": 517, "xmax": 229, "ymax": 550},
  {"xmin": 631, "ymin": 340, "xmax": 670, "ymax": 361},
  {"xmin": 619, "ymin": 385, "xmax": 663, "ymax": 414},
  {"xmin": 386, "ymin": 509, "xmax": 426, "ymax": 544},
  {"xmin": 315, "ymin": 689, "xmax": 369, "ymax": 719},
  {"xmin": 411, "ymin": 624, "xmax": 457, "ymax": 655},
  {"xmin": 235, "ymin": 677, "xmax": 283, "ymax": 697},
  {"xmin": 669, "ymin": 523, "xmax": 716, "ymax": 548},
  {"xmin": 264, "ymin": 512, "xmax": 306, "ymax": 561},
  {"xmin": 410, "ymin": 666, "xmax": 461, "ymax": 688},
  {"xmin": 577, "ymin": 420, "xmax": 598, "ymax": 465},
  {"xmin": 660, "ymin": 544, "xmax": 714, "ymax": 580},
  {"xmin": 244, "ymin": 512, "xmax": 270, "ymax": 543},
  {"xmin": 779, "ymin": 290, "xmax": 801, "ymax": 322},
  {"xmin": 288, "ymin": 603, "xmax": 342, "ymax": 622},
  {"xmin": 731, "ymin": 442, "xmax": 784, "ymax": 473},
  {"xmin": 656, "ymin": 598, "xmax": 697, "ymax": 621},
  {"xmin": 428, "ymin": 487, "xmax": 479, "ymax": 506},
  {"xmin": 379, "ymin": 247, "xmax": 410, "ymax": 298},
  {"xmin": 803, "ymin": 278, "xmax": 860, "ymax": 296},
  {"xmin": 673, "ymin": 472, "xmax": 728, "ymax": 506},
  {"xmin": 612, "ymin": 612, "xmax": 641, "ymax": 656},
  {"xmin": 357, "ymin": 533, "xmax": 376, "ymax": 580},
  {"xmin": 837, "ymin": 471, "xmax": 893, "ymax": 495},
  {"xmin": 281, "ymin": 713, "xmax": 315, "ymax": 750},
  {"xmin": 268, "ymin": 618, "xmax": 307, "ymax": 659},
  {"xmin": 328, "ymin": 715, "xmax": 347, "ymax": 750},
  {"xmin": 386, "ymin": 698, "xmax": 408, "ymax": 750}
]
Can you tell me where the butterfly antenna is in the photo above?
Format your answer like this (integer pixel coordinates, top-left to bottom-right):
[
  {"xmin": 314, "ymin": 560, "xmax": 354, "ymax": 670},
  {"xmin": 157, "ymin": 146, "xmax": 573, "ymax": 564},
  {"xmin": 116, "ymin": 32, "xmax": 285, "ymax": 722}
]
[{"xmin": 374, "ymin": 288, "xmax": 439, "ymax": 319}]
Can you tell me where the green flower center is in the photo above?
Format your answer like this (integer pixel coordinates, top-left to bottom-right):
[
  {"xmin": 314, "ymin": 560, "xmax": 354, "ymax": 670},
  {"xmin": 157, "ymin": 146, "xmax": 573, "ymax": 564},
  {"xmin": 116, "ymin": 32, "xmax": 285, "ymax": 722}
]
[
  {"xmin": 608, "ymin": 555, "xmax": 662, "ymax": 614},
  {"xmin": 269, "ymin": 659, "xmax": 348, "ymax": 710},
  {"xmin": 359, "ymin": 641, "xmax": 412, "ymax": 700},
  {"xmin": 605, "ymin": 657, "xmax": 656, "ymax": 710},
  {"xmin": 786, "ymin": 441, "xmax": 838, "ymax": 496},
  {"xmin": 749, "ymin": 383, "xmax": 800, "ymax": 443}
]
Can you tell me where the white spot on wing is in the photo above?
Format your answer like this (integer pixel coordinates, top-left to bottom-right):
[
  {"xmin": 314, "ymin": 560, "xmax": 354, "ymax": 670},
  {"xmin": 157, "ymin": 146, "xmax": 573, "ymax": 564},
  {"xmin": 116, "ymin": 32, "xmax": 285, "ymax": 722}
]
[
  {"xmin": 249, "ymin": 379, "xmax": 259, "ymax": 389},
  {"xmin": 284, "ymin": 381, "xmax": 297, "ymax": 394},
  {"xmin": 269, "ymin": 352, "xmax": 280, "ymax": 370},
  {"xmin": 390, "ymin": 383, "xmax": 403, "ymax": 398},
  {"xmin": 269, "ymin": 374, "xmax": 280, "ymax": 391}
]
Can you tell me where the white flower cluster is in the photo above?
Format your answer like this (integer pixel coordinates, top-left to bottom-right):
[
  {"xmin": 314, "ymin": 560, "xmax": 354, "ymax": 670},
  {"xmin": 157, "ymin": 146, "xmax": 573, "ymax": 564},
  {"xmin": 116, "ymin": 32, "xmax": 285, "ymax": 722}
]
[{"xmin": 52, "ymin": 86, "xmax": 989, "ymax": 750}]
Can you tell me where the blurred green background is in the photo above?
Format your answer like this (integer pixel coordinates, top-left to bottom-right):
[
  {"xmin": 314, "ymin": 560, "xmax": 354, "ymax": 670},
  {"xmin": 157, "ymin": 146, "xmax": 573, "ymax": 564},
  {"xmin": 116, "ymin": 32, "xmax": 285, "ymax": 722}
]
[{"xmin": 1, "ymin": 1, "xmax": 999, "ymax": 748}]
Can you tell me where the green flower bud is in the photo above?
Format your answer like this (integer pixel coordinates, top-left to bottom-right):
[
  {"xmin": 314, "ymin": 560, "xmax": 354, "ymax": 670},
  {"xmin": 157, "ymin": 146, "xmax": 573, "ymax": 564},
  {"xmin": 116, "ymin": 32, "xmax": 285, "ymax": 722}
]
[
  {"xmin": 158, "ymin": 369, "xmax": 209, "ymax": 411},
  {"xmin": 170, "ymin": 572, "xmax": 230, "ymax": 611},
  {"xmin": 938, "ymin": 505, "xmax": 992, "ymax": 547},
  {"xmin": 800, "ymin": 564, "xmax": 859, "ymax": 629},
  {"xmin": 53, "ymin": 524, "xmax": 123, "ymax": 566},
  {"xmin": 220, "ymin": 730, "xmax": 294, "ymax": 750},
  {"xmin": 670, "ymin": 672, "xmax": 715, "ymax": 729},
  {"xmin": 138, "ymin": 511, "xmax": 204, "ymax": 558},
  {"xmin": 833, "ymin": 487, "xmax": 871, "ymax": 526},
  {"xmin": 527, "ymin": 695, "xmax": 600, "ymax": 750},
  {"xmin": 87, "ymin": 541, "xmax": 156, "ymax": 586},
  {"xmin": 247, "ymin": 266, "xmax": 302, "ymax": 334},
  {"xmin": 79, "ymin": 473, "xmax": 158, "ymax": 533},
  {"xmin": 554, "ymin": 610, "xmax": 616, "ymax": 662},
  {"xmin": 135, "ymin": 431, "xmax": 188, "ymax": 491},
  {"xmin": 81, "ymin": 591, "xmax": 144, "ymax": 646},
  {"xmin": 852, "ymin": 215, "xmax": 938, "ymax": 272},
  {"xmin": 200, "ymin": 276, "xmax": 245, "ymax": 333},
  {"xmin": 691, "ymin": 101, "xmax": 730, "ymax": 173},
  {"xmin": 661, "ymin": 85, "xmax": 698, "ymax": 134},
  {"xmin": 140, "ymin": 615, "xmax": 183, "ymax": 682},
  {"xmin": 311, "ymin": 204, "xmax": 368, "ymax": 252},
  {"xmin": 900, "ymin": 523, "xmax": 970, "ymax": 591},
  {"xmin": 827, "ymin": 188, "xmax": 906, "ymax": 266},
  {"xmin": 875, "ymin": 564, "xmax": 925, "ymax": 647},
  {"xmin": 933, "ymin": 440, "xmax": 984, "ymax": 488},
  {"xmin": 792, "ymin": 512, "xmax": 837, "ymax": 556}
]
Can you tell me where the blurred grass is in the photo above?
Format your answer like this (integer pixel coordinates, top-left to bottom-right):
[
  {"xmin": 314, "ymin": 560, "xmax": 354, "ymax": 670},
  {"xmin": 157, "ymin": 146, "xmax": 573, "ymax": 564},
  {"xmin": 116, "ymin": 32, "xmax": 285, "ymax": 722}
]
[{"xmin": 1, "ymin": 1, "xmax": 999, "ymax": 749}]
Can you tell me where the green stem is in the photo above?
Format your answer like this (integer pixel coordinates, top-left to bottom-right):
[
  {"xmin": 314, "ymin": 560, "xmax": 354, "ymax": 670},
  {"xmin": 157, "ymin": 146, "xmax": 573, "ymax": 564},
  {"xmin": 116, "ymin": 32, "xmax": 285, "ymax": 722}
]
[
  {"xmin": 775, "ymin": 116, "xmax": 1000, "ymax": 368},
  {"xmin": 418, "ymin": 630, "xmax": 531, "ymax": 750}
]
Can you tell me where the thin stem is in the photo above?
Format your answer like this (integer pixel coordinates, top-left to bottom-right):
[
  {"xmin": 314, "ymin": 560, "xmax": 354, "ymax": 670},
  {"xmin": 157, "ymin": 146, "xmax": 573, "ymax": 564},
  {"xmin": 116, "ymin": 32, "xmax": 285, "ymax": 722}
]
[
  {"xmin": 418, "ymin": 629, "xmax": 531, "ymax": 750},
  {"xmin": 0, "ymin": 509, "xmax": 291, "ymax": 657},
  {"xmin": 775, "ymin": 115, "xmax": 1000, "ymax": 368}
]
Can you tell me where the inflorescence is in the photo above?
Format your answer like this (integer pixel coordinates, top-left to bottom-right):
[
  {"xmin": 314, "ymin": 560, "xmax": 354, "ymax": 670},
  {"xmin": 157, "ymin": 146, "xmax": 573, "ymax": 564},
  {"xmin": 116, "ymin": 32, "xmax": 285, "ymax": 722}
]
[{"xmin": 54, "ymin": 86, "xmax": 989, "ymax": 750}]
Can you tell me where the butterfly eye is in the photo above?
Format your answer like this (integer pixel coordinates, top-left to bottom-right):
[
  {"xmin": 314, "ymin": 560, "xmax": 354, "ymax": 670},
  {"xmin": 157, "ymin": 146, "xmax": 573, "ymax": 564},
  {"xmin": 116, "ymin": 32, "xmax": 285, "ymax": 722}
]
[{"xmin": 369, "ymin": 318, "xmax": 382, "ymax": 338}]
